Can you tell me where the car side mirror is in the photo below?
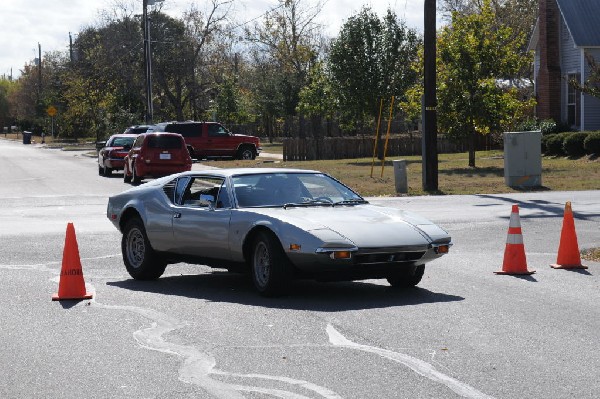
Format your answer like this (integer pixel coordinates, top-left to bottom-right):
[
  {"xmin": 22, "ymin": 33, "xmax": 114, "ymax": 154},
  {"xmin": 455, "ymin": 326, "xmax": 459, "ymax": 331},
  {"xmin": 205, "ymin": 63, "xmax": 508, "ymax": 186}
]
[{"xmin": 199, "ymin": 194, "xmax": 216, "ymax": 210}]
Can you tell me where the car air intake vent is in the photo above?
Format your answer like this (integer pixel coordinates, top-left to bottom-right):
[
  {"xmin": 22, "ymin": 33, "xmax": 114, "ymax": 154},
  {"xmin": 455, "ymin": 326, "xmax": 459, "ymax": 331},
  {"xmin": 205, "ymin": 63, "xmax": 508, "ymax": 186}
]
[
  {"xmin": 354, "ymin": 251, "xmax": 425, "ymax": 265},
  {"xmin": 163, "ymin": 179, "xmax": 177, "ymax": 203}
]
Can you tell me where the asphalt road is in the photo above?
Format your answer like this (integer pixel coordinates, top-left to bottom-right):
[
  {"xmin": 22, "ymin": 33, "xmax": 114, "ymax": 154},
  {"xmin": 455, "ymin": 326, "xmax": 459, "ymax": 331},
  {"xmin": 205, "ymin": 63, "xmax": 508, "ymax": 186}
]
[{"xmin": 0, "ymin": 138, "xmax": 598, "ymax": 399}]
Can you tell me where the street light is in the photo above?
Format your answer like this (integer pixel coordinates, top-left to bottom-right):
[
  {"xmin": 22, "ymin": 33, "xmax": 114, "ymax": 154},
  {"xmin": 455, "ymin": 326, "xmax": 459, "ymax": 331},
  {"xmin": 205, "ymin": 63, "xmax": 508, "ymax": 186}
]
[{"xmin": 143, "ymin": 0, "xmax": 163, "ymax": 124}]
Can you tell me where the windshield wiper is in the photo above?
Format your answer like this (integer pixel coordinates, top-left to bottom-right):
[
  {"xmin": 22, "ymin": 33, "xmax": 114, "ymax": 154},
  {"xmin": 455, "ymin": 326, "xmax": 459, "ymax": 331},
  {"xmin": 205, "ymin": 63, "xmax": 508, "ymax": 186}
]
[
  {"xmin": 282, "ymin": 202, "xmax": 313, "ymax": 209},
  {"xmin": 332, "ymin": 199, "xmax": 369, "ymax": 206}
]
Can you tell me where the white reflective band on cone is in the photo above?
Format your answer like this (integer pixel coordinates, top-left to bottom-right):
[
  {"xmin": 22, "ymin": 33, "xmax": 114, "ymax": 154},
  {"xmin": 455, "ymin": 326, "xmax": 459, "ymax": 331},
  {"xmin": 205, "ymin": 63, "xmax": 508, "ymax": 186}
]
[{"xmin": 506, "ymin": 234, "xmax": 524, "ymax": 245}]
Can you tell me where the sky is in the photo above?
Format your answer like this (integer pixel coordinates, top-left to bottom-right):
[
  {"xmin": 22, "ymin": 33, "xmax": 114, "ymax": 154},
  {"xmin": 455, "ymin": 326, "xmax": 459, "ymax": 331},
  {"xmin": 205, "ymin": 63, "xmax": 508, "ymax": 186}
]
[{"xmin": 0, "ymin": 0, "xmax": 439, "ymax": 79}]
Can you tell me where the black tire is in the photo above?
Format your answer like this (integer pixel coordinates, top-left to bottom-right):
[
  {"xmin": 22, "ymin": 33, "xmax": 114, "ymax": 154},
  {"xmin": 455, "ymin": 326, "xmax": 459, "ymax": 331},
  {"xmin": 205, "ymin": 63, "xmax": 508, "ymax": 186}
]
[
  {"xmin": 102, "ymin": 165, "xmax": 112, "ymax": 177},
  {"xmin": 123, "ymin": 164, "xmax": 132, "ymax": 183},
  {"xmin": 121, "ymin": 218, "xmax": 166, "ymax": 280},
  {"xmin": 98, "ymin": 165, "xmax": 103, "ymax": 176},
  {"xmin": 131, "ymin": 163, "xmax": 142, "ymax": 185},
  {"xmin": 251, "ymin": 231, "xmax": 292, "ymax": 296},
  {"xmin": 187, "ymin": 146, "xmax": 196, "ymax": 160},
  {"xmin": 237, "ymin": 146, "xmax": 256, "ymax": 160},
  {"xmin": 387, "ymin": 265, "xmax": 425, "ymax": 288}
]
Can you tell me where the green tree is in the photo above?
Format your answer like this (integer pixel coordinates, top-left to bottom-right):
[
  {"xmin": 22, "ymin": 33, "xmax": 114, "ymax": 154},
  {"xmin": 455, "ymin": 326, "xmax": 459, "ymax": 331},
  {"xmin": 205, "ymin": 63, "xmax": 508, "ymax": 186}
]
[
  {"xmin": 209, "ymin": 76, "xmax": 255, "ymax": 124},
  {"xmin": 296, "ymin": 61, "xmax": 336, "ymax": 139},
  {"xmin": 296, "ymin": 61, "xmax": 335, "ymax": 119},
  {"xmin": 437, "ymin": 0, "xmax": 534, "ymax": 167},
  {"xmin": 0, "ymin": 78, "xmax": 12, "ymax": 132},
  {"xmin": 328, "ymin": 7, "xmax": 420, "ymax": 130},
  {"xmin": 439, "ymin": 0, "xmax": 537, "ymax": 41}
]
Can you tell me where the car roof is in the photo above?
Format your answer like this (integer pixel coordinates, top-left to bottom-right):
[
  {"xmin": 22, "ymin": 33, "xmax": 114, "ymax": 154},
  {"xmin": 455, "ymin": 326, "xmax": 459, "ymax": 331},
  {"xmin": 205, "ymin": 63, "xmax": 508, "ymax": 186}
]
[
  {"xmin": 140, "ymin": 131, "xmax": 183, "ymax": 137},
  {"xmin": 178, "ymin": 168, "xmax": 322, "ymax": 178},
  {"xmin": 109, "ymin": 133, "xmax": 138, "ymax": 138}
]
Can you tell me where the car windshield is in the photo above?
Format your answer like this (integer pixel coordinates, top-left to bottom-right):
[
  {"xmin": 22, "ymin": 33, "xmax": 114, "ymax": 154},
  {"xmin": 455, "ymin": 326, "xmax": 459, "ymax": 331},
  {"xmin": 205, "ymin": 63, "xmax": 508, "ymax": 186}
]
[
  {"xmin": 232, "ymin": 172, "xmax": 366, "ymax": 208},
  {"xmin": 111, "ymin": 137, "xmax": 135, "ymax": 147}
]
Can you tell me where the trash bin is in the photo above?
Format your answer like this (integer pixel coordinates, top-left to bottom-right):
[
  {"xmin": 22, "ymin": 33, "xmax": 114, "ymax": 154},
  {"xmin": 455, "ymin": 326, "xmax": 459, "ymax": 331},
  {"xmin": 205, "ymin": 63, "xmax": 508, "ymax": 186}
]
[
  {"xmin": 23, "ymin": 131, "xmax": 32, "ymax": 144},
  {"xmin": 393, "ymin": 159, "xmax": 408, "ymax": 194}
]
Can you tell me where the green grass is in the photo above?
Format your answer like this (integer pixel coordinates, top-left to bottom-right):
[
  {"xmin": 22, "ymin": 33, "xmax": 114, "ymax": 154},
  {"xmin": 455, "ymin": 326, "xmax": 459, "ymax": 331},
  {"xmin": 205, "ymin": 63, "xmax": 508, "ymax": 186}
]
[
  {"xmin": 208, "ymin": 150, "xmax": 600, "ymax": 196},
  {"xmin": 260, "ymin": 141, "xmax": 283, "ymax": 154}
]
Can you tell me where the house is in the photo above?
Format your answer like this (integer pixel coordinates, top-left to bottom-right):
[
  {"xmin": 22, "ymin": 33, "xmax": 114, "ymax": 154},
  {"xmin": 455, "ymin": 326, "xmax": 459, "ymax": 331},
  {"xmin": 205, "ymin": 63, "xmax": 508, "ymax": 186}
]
[{"xmin": 528, "ymin": 0, "xmax": 600, "ymax": 131}]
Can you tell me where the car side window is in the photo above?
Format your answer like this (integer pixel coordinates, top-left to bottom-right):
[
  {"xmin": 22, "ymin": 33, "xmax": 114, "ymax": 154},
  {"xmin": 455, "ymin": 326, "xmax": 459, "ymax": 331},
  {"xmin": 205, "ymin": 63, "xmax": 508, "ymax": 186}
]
[
  {"xmin": 174, "ymin": 176, "xmax": 191, "ymax": 205},
  {"xmin": 180, "ymin": 176, "xmax": 228, "ymax": 208},
  {"xmin": 133, "ymin": 135, "xmax": 144, "ymax": 148},
  {"xmin": 207, "ymin": 124, "xmax": 229, "ymax": 137}
]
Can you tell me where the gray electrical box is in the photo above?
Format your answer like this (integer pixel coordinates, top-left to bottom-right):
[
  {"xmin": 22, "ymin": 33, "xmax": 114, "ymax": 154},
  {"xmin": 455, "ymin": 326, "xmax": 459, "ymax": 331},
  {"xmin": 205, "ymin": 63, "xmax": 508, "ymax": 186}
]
[{"xmin": 503, "ymin": 131, "xmax": 542, "ymax": 187}]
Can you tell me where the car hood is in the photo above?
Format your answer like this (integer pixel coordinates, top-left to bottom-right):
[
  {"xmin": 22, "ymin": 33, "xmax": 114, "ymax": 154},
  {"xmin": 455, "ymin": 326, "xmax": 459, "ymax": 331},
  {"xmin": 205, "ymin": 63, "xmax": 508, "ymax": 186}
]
[
  {"xmin": 250, "ymin": 204, "xmax": 449, "ymax": 247},
  {"xmin": 233, "ymin": 133, "xmax": 259, "ymax": 140}
]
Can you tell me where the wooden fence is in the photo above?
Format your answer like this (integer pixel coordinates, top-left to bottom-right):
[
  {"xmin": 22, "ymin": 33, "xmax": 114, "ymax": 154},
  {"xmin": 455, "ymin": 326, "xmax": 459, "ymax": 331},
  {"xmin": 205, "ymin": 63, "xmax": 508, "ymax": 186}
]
[{"xmin": 282, "ymin": 135, "xmax": 500, "ymax": 161}]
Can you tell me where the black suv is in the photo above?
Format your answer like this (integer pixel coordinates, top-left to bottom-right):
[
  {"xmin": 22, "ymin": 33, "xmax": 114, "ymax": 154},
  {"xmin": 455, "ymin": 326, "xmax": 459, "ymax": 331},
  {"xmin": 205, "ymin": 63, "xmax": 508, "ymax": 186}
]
[
  {"xmin": 148, "ymin": 121, "xmax": 261, "ymax": 160},
  {"xmin": 123, "ymin": 125, "xmax": 151, "ymax": 134}
]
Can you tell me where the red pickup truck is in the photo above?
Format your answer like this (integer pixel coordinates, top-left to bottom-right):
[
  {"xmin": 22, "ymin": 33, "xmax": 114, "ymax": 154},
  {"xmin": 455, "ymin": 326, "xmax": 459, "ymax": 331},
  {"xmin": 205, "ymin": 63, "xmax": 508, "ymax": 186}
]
[{"xmin": 148, "ymin": 121, "xmax": 261, "ymax": 160}]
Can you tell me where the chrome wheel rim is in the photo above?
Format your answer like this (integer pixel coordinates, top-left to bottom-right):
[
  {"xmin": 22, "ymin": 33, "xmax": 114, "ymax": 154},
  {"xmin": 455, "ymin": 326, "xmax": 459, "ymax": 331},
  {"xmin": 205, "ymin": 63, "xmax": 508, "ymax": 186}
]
[
  {"xmin": 253, "ymin": 241, "xmax": 270, "ymax": 288},
  {"xmin": 126, "ymin": 227, "xmax": 145, "ymax": 269},
  {"xmin": 242, "ymin": 150, "xmax": 253, "ymax": 159}
]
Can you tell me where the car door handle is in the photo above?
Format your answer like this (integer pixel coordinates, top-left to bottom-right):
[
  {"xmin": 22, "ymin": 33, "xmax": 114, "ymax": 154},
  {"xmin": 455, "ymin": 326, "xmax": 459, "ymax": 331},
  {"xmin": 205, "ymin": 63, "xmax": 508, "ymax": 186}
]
[{"xmin": 173, "ymin": 213, "xmax": 181, "ymax": 219}]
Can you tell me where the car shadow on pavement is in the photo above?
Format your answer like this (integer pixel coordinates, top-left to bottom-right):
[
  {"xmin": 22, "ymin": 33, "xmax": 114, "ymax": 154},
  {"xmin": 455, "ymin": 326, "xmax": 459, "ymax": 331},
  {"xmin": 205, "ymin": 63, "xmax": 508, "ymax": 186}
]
[{"xmin": 106, "ymin": 271, "xmax": 464, "ymax": 311}]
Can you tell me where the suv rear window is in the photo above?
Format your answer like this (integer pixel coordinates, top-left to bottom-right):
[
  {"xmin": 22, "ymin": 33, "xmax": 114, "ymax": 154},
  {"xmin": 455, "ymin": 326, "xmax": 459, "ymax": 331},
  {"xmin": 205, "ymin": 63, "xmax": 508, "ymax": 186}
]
[
  {"xmin": 147, "ymin": 136, "xmax": 183, "ymax": 149},
  {"xmin": 165, "ymin": 123, "xmax": 201, "ymax": 137}
]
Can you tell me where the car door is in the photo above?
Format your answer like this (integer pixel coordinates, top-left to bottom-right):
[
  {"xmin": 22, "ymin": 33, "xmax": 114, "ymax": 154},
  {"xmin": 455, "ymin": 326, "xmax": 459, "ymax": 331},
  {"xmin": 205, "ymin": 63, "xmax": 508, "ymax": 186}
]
[
  {"xmin": 171, "ymin": 175, "xmax": 232, "ymax": 259},
  {"xmin": 205, "ymin": 123, "xmax": 235, "ymax": 157},
  {"xmin": 127, "ymin": 134, "xmax": 145, "ymax": 172}
]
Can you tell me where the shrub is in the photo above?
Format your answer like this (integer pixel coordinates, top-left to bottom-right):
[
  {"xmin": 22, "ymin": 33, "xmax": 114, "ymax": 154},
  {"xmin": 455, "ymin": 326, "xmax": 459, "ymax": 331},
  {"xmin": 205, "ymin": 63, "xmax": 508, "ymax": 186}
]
[
  {"xmin": 539, "ymin": 119, "xmax": 557, "ymax": 134},
  {"xmin": 563, "ymin": 132, "xmax": 588, "ymax": 157},
  {"xmin": 542, "ymin": 132, "xmax": 571, "ymax": 156},
  {"xmin": 583, "ymin": 131, "xmax": 600, "ymax": 154},
  {"xmin": 517, "ymin": 118, "xmax": 539, "ymax": 132}
]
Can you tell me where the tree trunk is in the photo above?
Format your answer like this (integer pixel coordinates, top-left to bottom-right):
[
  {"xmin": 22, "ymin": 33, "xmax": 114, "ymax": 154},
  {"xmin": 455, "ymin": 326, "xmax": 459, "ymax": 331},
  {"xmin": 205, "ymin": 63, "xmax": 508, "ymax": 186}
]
[{"xmin": 468, "ymin": 129, "xmax": 476, "ymax": 167}]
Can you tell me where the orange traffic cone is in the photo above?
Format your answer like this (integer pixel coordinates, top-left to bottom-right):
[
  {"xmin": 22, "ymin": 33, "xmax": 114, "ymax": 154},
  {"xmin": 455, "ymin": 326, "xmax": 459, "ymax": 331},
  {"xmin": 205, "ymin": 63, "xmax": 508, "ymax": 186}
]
[
  {"xmin": 550, "ymin": 202, "xmax": 587, "ymax": 269},
  {"xmin": 495, "ymin": 205, "xmax": 535, "ymax": 275},
  {"xmin": 52, "ymin": 223, "xmax": 93, "ymax": 301}
]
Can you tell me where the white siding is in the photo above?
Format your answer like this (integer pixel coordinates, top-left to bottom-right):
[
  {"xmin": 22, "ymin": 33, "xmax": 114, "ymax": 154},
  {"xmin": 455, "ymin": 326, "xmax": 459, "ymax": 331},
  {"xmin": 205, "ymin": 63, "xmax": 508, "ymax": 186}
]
[
  {"xmin": 583, "ymin": 48, "xmax": 600, "ymax": 130},
  {"xmin": 560, "ymin": 16, "xmax": 580, "ymax": 125}
]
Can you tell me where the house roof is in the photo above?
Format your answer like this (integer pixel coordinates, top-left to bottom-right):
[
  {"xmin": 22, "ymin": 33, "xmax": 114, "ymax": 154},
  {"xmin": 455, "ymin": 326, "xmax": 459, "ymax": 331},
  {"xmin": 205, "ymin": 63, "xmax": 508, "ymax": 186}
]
[{"xmin": 556, "ymin": 0, "xmax": 600, "ymax": 47}]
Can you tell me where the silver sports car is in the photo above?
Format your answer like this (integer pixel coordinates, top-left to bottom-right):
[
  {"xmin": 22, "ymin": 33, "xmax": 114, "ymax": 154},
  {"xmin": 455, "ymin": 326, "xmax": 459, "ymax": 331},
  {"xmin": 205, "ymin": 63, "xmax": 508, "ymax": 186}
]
[{"xmin": 107, "ymin": 168, "xmax": 451, "ymax": 296}]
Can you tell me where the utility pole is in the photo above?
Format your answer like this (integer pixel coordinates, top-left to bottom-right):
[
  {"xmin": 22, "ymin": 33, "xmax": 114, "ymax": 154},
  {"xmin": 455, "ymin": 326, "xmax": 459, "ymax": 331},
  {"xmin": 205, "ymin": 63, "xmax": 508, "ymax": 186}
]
[
  {"xmin": 37, "ymin": 43, "xmax": 42, "ymax": 119},
  {"xmin": 69, "ymin": 32, "xmax": 73, "ymax": 63},
  {"xmin": 143, "ymin": 0, "xmax": 152, "ymax": 124},
  {"xmin": 143, "ymin": 0, "xmax": 164, "ymax": 125},
  {"xmin": 422, "ymin": 0, "xmax": 439, "ymax": 191}
]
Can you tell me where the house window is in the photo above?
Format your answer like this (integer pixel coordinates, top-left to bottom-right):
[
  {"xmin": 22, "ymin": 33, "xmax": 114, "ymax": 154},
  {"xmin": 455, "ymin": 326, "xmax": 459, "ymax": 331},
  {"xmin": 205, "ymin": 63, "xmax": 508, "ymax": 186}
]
[{"xmin": 567, "ymin": 73, "xmax": 581, "ymax": 127}]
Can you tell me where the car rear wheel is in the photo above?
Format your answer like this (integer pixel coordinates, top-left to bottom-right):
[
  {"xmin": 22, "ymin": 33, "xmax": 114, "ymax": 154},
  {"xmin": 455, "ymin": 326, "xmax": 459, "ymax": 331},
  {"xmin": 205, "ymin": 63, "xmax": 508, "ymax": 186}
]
[
  {"xmin": 187, "ymin": 145, "xmax": 196, "ymax": 160},
  {"xmin": 102, "ymin": 165, "xmax": 112, "ymax": 177},
  {"xmin": 386, "ymin": 265, "xmax": 425, "ymax": 288},
  {"xmin": 121, "ymin": 218, "xmax": 166, "ymax": 280},
  {"xmin": 251, "ymin": 231, "xmax": 292, "ymax": 296},
  {"xmin": 237, "ymin": 146, "xmax": 256, "ymax": 160},
  {"xmin": 123, "ymin": 164, "xmax": 132, "ymax": 183},
  {"xmin": 131, "ymin": 163, "xmax": 142, "ymax": 185}
]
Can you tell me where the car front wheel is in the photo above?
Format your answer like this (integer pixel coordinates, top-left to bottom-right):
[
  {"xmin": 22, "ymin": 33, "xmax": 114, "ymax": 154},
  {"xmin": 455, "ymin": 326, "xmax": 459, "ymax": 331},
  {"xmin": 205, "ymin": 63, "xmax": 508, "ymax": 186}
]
[
  {"xmin": 237, "ymin": 146, "xmax": 256, "ymax": 160},
  {"xmin": 251, "ymin": 231, "xmax": 292, "ymax": 296},
  {"xmin": 386, "ymin": 265, "xmax": 425, "ymax": 288},
  {"xmin": 121, "ymin": 218, "xmax": 166, "ymax": 280}
]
